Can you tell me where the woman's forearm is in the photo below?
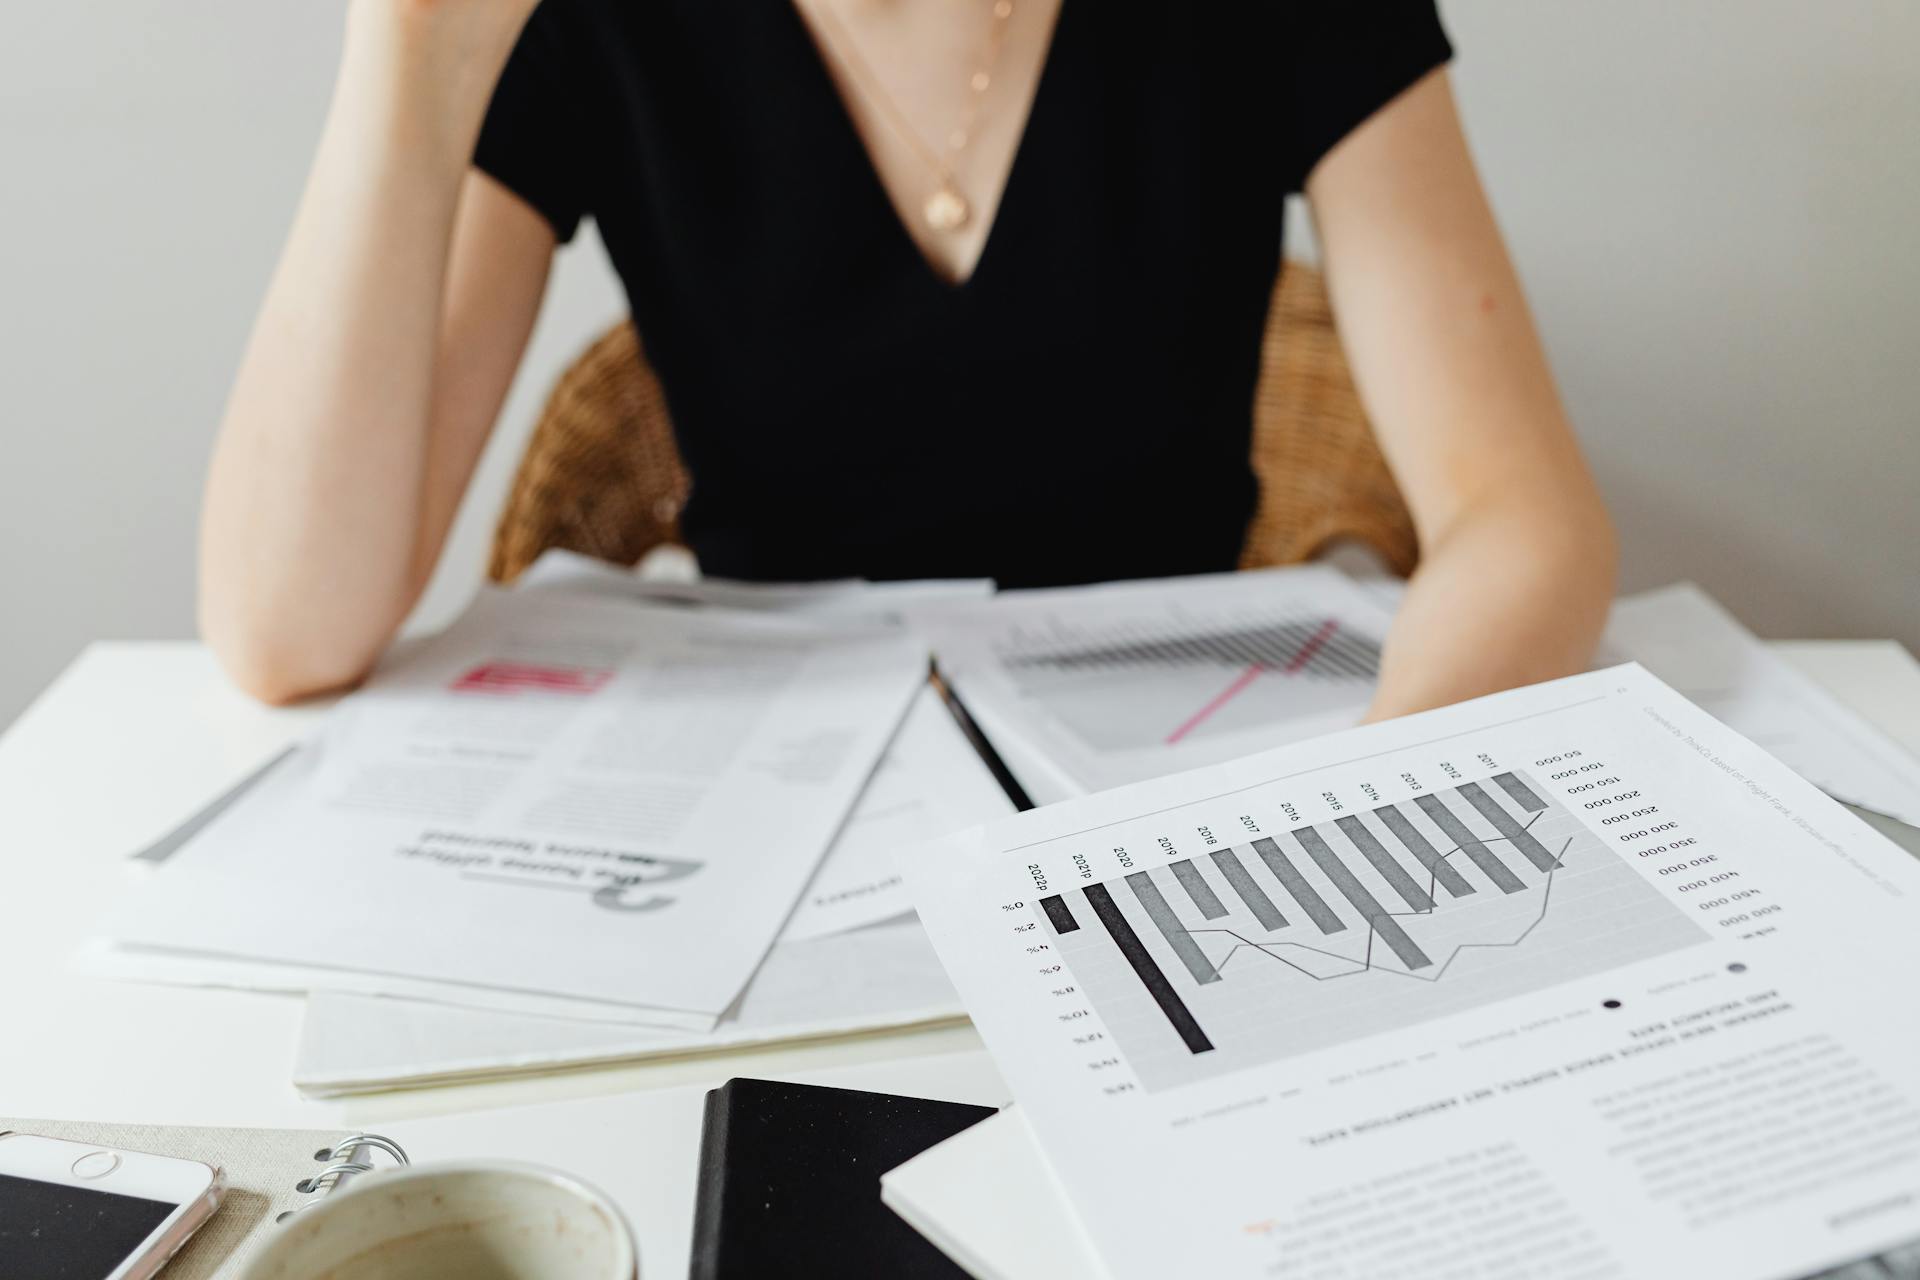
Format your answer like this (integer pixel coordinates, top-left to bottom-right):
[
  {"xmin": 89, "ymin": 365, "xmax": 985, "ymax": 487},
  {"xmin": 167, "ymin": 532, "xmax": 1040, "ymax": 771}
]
[
  {"xmin": 1366, "ymin": 492, "xmax": 1617, "ymax": 722},
  {"xmin": 1297, "ymin": 71, "xmax": 1618, "ymax": 722},
  {"xmin": 199, "ymin": 2, "xmax": 533, "ymax": 703}
]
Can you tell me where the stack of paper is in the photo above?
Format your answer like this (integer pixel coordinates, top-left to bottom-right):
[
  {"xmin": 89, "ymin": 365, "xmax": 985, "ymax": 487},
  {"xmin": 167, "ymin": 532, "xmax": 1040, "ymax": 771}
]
[
  {"xmin": 88, "ymin": 551, "xmax": 1920, "ymax": 1110},
  {"xmin": 91, "ymin": 566, "xmax": 999, "ymax": 1056},
  {"xmin": 260, "ymin": 561, "xmax": 1395, "ymax": 1091},
  {"xmin": 895, "ymin": 665, "xmax": 1920, "ymax": 1279},
  {"xmin": 287, "ymin": 684, "xmax": 1018, "ymax": 1094},
  {"xmin": 293, "ymin": 917, "xmax": 963, "ymax": 1095},
  {"xmin": 495, "ymin": 552, "xmax": 1016, "ymax": 943}
]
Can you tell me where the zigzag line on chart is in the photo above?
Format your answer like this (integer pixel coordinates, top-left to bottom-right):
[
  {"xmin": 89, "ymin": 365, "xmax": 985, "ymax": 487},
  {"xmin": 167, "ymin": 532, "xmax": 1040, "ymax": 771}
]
[{"xmin": 1185, "ymin": 813, "xmax": 1570, "ymax": 986}]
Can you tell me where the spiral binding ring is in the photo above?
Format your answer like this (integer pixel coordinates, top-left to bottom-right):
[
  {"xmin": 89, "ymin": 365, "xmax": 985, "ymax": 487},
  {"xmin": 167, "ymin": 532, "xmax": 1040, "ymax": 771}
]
[{"xmin": 275, "ymin": 1133, "xmax": 411, "ymax": 1222}]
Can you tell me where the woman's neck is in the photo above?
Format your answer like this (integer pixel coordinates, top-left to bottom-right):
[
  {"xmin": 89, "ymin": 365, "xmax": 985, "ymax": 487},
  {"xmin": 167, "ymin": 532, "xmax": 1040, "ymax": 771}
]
[{"xmin": 792, "ymin": 0, "xmax": 1063, "ymax": 285}]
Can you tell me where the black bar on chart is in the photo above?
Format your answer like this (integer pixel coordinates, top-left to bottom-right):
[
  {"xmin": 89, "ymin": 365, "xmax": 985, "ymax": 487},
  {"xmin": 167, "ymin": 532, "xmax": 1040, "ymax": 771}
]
[
  {"xmin": 1083, "ymin": 883, "xmax": 1215, "ymax": 1055},
  {"xmin": 1251, "ymin": 837, "xmax": 1346, "ymax": 934},
  {"xmin": 1493, "ymin": 771, "xmax": 1549, "ymax": 813},
  {"xmin": 1292, "ymin": 827, "xmax": 1434, "ymax": 971},
  {"xmin": 1458, "ymin": 782, "xmax": 1562, "ymax": 873},
  {"xmin": 1125, "ymin": 872, "xmax": 1221, "ymax": 985},
  {"xmin": 1209, "ymin": 848, "xmax": 1288, "ymax": 930},
  {"xmin": 1413, "ymin": 794, "xmax": 1527, "ymax": 894},
  {"xmin": 1169, "ymin": 860, "xmax": 1229, "ymax": 920},
  {"xmin": 1372, "ymin": 804, "xmax": 1475, "ymax": 898},
  {"xmin": 1334, "ymin": 815, "xmax": 1436, "ymax": 912},
  {"xmin": 1040, "ymin": 894, "xmax": 1080, "ymax": 934}
]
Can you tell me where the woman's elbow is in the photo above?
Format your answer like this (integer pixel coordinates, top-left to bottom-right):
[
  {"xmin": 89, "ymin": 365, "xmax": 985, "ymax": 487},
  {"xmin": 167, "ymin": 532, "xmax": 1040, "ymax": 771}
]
[{"xmin": 199, "ymin": 597, "xmax": 379, "ymax": 707}]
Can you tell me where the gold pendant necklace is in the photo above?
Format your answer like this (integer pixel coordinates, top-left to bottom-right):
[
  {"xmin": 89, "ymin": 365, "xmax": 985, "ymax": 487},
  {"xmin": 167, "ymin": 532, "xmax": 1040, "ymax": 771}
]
[
  {"xmin": 923, "ymin": 187, "xmax": 970, "ymax": 233},
  {"xmin": 813, "ymin": 0, "xmax": 1015, "ymax": 233}
]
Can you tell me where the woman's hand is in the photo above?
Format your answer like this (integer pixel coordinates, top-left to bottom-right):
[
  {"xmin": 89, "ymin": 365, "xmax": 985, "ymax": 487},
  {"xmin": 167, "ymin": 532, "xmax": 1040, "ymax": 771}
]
[{"xmin": 199, "ymin": 2, "xmax": 557, "ymax": 703}]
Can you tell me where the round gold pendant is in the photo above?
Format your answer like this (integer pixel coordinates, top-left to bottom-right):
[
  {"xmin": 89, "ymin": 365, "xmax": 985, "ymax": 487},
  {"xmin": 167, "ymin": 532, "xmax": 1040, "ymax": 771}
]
[{"xmin": 924, "ymin": 188, "xmax": 971, "ymax": 233}]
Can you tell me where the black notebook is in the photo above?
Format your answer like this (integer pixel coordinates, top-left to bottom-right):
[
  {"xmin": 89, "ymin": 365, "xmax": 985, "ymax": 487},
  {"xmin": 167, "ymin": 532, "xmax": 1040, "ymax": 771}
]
[{"xmin": 689, "ymin": 1078, "xmax": 998, "ymax": 1279}]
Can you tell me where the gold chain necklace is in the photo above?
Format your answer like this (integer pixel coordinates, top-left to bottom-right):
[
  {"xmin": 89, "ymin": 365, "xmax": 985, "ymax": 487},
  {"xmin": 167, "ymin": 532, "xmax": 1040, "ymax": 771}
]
[{"xmin": 810, "ymin": 0, "xmax": 1015, "ymax": 233}]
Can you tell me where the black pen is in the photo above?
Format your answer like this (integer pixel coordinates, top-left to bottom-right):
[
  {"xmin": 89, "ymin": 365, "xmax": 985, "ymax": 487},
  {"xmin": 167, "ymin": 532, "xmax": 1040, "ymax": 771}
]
[{"xmin": 929, "ymin": 662, "xmax": 1037, "ymax": 812}]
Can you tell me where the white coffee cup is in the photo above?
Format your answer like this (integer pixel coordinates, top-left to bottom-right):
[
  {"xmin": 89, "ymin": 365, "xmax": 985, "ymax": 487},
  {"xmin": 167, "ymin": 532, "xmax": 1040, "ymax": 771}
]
[{"xmin": 240, "ymin": 1160, "xmax": 638, "ymax": 1280}]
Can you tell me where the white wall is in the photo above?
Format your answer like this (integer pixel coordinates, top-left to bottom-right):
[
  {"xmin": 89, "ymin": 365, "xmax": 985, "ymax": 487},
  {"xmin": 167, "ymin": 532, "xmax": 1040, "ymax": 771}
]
[
  {"xmin": 2, "ymin": 1, "xmax": 1916, "ymax": 728},
  {"xmin": 1439, "ymin": 0, "xmax": 1920, "ymax": 646}
]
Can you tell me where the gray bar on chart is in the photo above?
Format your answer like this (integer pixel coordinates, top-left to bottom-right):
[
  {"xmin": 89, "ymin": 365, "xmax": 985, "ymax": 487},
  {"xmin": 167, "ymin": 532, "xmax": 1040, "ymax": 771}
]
[
  {"xmin": 1334, "ymin": 815, "xmax": 1435, "ymax": 912},
  {"xmin": 1414, "ymin": 793, "xmax": 1527, "ymax": 894},
  {"xmin": 1291, "ymin": 828, "xmax": 1433, "ymax": 971},
  {"xmin": 1328, "ymin": 631, "xmax": 1383, "ymax": 678},
  {"xmin": 1250, "ymin": 837, "xmax": 1346, "ymax": 934},
  {"xmin": 1459, "ymin": 782, "xmax": 1562, "ymax": 873},
  {"xmin": 1209, "ymin": 848, "xmax": 1288, "ymax": 930},
  {"xmin": 1125, "ymin": 872, "xmax": 1221, "ymax": 985},
  {"xmin": 1169, "ymin": 860, "xmax": 1228, "ymax": 920},
  {"xmin": 1493, "ymin": 771, "xmax": 1549, "ymax": 813},
  {"xmin": 1373, "ymin": 804, "xmax": 1475, "ymax": 899}
]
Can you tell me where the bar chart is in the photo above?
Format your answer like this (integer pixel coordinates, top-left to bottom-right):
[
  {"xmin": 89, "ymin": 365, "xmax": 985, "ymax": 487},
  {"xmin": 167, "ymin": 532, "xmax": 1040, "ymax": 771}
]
[
  {"xmin": 994, "ymin": 611, "xmax": 1382, "ymax": 749},
  {"xmin": 1036, "ymin": 770, "xmax": 1708, "ymax": 1092}
]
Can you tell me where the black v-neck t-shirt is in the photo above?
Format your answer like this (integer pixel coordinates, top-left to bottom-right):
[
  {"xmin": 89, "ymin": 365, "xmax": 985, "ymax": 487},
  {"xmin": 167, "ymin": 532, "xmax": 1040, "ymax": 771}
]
[{"xmin": 476, "ymin": 2, "xmax": 1450, "ymax": 587}]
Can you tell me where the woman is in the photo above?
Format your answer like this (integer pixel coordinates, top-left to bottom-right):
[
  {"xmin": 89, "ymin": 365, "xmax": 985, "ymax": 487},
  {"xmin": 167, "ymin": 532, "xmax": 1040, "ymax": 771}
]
[{"xmin": 200, "ymin": 0, "xmax": 1615, "ymax": 719}]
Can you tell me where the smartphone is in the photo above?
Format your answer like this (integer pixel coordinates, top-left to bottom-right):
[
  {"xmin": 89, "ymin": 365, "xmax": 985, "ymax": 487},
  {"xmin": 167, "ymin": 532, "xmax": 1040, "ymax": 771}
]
[{"xmin": 0, "ymin": 1132, "xmax": 223, "ymax": 1280}]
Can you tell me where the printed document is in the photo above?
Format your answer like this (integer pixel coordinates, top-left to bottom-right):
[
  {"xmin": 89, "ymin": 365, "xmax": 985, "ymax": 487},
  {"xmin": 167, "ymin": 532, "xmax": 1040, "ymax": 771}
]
[
  {"xmin": 92, "ymin": 687, "xmax": 1002, "ymax": 1014},
  {"xmin": 918, "ymin": 566, "xmax": 1396, "ymax": 798},
  {"xmin": 107, "ymin": 589, "xmax": 926, "ymax": 1028},
  {"xmin": 516, "ymin": 547, "xmax": 994, "ymax": 623},
  {"xmin": 904, "ymin": 666, "xmax": 1920, "ymax": 1279},
  {"xmin": 1603, "ymin": 583, "xmax": 1920, "ymax": 825},
  {"xmin": 1353, "ymin": 576, "xmax": 1920, "ymax": 827},
  {"xmin": 784, "ymin": 684, "xmax": 1016, "ymax": 941},
  {"xmin": 516, "ymin": 550, "xmax": 1012, "ymax": 939}
]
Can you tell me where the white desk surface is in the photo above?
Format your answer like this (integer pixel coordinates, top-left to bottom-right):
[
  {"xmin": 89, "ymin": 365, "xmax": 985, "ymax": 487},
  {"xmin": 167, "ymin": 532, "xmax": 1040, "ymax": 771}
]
[{"xmin": 3, "ymin": 638, "xmax": 1916, "ymax": 1268}]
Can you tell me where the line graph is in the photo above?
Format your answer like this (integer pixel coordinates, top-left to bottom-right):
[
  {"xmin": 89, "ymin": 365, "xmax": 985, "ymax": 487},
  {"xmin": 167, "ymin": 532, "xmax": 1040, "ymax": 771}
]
[
  {"xmin": 1035, "ymin": 770, "xmax": 1708, "ymax": 1091},
  {"xmin": 993, "ymin": 612, "xmax": 1383, "ymax": 751},
  {"xmin": 1162, "ymin": 618, "xmax": 1352, "ymax": 743},
  {"xmin": 1191, "ymin": 821, "xmax": 1568, "ymax": 984}
]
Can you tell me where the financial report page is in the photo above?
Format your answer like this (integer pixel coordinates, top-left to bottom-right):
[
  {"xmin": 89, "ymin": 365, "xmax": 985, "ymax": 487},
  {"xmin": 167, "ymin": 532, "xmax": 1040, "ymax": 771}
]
[{"xmin": 907, "ymin": 666, "xmax": 1920, "ymax": 1279}]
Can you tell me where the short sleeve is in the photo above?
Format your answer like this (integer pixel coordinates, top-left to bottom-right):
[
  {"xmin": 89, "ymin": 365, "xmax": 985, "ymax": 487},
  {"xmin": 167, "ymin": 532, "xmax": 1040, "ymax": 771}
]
[
  {"xmin": 474, "ymin": 5, "xmax": 588, "ymax": 242},
  {"xmin": 1281, "ymin": 2, "xmax": 1453, "ymax": 191}
]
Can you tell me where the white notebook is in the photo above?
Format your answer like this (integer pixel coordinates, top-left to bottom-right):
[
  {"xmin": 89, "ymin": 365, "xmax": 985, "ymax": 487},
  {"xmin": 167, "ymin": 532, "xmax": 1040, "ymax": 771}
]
[{"xmin": 882, "ymin": 1108, "xmax": 1101, "ymax": 1280}]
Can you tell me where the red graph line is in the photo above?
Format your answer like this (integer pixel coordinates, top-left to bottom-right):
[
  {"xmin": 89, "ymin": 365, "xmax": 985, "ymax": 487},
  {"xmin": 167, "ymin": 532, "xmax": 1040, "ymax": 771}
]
[
  {"xmin": 1282, "ymin": 618, "xmax": 1341, "ymax": 674},
  {"xmin": 1166, "ymin": 663, "xmax": 1265, "ymax": 744},
  {"xmin": 1163, "ymin": 620, "xmax": 1342, "ymax": 745}
]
